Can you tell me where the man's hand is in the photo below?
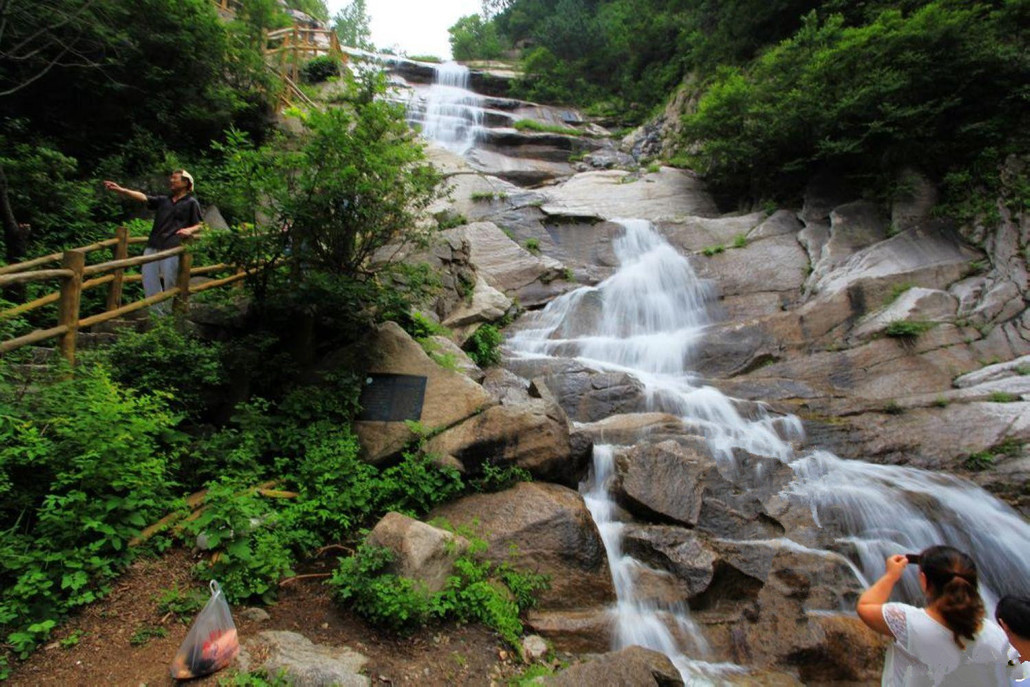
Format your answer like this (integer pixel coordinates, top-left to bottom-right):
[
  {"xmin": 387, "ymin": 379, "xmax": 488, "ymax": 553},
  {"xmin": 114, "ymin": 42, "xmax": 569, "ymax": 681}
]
[
  {"xmin": 176, "ymin": 224, "xmax": 202, "ymax": 239},
  {"xmin": 104, "ymin": 181, "xmax": 147, "ymax": 203}
]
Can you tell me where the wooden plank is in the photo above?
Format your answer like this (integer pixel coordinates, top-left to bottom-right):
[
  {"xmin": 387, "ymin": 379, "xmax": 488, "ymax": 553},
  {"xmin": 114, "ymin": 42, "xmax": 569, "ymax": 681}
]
[
  {"xmin": 57, "ymin": 250, "xmax": 86, "ymax": 364},
  {"xmin": 0, "ymin": 237, "xmax": 122, "ymax": 276},
  {"xmin": 82, "ymin": 274, "xmax": 116, "ymax": 291},
  {"xmin": 190, "ymin": 263, "xmax": 229, "ymax": 276},
  {"xmin": 77, "ymin": 288, "xmax": 179, "ymax": 328},
  {"xmin": 0, "ymin": 324, "xmax": 68, "ymax": 354},
  {"xmin": 0, "ymin": 269, "xmax": 74, "ymax": 286},
  {"xmin": 189, "ymin": 271, "xmax": 247, "ymax": 294},
  {"xmin": 82, "ymin": 246, "xmax": 184, "ymax": 276},
  {"xmin": 0, "ymin": 291, "xmax": 60, "ymax": 319},
  {"xmin": 0, "ymin": 252, "xmax": 62, "ymax": 275}
]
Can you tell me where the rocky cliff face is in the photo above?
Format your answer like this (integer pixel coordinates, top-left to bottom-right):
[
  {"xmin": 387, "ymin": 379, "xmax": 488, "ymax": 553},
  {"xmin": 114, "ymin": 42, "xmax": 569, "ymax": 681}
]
[{"xmin": 353, "ymin": 61, "xmax": 1029, "ymax": 684}]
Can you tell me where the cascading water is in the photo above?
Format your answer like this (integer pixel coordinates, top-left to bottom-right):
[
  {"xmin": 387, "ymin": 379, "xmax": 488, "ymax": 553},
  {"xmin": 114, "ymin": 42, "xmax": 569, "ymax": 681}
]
[
  {"xmin": 507, "ymin": 218, "xmax": 1030, "ymax": 681},
  {"xmin": 410, "ymin": 62, "xmax": 484, "ymax": 155}
]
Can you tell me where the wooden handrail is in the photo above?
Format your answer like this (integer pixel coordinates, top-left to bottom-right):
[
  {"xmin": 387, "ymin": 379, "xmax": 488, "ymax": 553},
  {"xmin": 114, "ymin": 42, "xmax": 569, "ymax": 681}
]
[
  {"xmin": 0, "ymin": 237, "xmax": 123, "ymax": 275},
  {"xmin": 1, "ymin": 227, "xmax": 263, "ymax": 364},
  {"xmin": 0, "ymin": 324, "xmax": 69, "ymax": 354},
  {"xmin": 0, "ymin": 269, "xmax": 74, "ymax": 287},
  {"xmin": 82, "ymin": 245, "xmax": 185, "ymax": 276}
]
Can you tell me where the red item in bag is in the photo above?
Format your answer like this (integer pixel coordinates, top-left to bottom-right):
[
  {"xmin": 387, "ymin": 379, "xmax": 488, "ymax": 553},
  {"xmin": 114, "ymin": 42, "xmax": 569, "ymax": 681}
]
[{"xmin": 170, "ymin": 581, "xmax": 240, "ymax": 680}]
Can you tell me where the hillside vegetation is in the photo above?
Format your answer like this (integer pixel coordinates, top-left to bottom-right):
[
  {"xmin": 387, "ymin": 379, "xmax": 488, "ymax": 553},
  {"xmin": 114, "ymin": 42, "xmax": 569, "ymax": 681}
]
[{"xmin": 456, "ymin": 0, "xmax": 1029, "ymax": 202}]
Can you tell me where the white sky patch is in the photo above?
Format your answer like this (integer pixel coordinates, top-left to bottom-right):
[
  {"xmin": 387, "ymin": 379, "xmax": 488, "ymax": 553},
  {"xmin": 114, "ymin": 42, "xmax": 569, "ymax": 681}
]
[{"xmin": 325, "ymin": 0, "xmax": 484, "ymax": 60}]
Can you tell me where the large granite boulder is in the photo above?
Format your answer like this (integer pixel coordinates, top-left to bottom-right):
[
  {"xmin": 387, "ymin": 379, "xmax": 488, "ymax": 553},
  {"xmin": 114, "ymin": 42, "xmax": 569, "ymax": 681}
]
[
  {"xmin": 455, "ymin": 221, "xmax": 566, "ymax": 306},
  {"xmin": 849, "ymin": 287, "xmax": 958, "ymax": 342},
  {"xmin": 424, "ymin": 398, "xmax": 588, "ymax": 486},
  {"xmin": 240, "ymin": 631, "xmax": 369, "ymax": 687},
  {"xmin": 518, "ymin": 362, "xmax": 648, "ymax": 422},
  {"xmin": 364, "ymin": 513, "xmax": 469, "ymax": 593},
  {"xmin": 440, "ymin": 274, "xmax": 513, "ymax": 336},
  {"xmin": 811, "ymin": 227, "xmax": 979, "ymax": 301},
  {"xmin": 430, "ymin": 482, "xmax": 615, "ymax": 613},
  {"xmin": 352, "ymin": 322, "xmax": 495, "ymax": 462},
  {"xmin": 465, "ymin": 147, "xmax": 575, "ymax": 186},
  {"xmin": 613, "ymin": 441, "xmax": 789, "ymax": 538},
  {"xmin": 659, "ymin": 211, "xmax": 767, "ymax": 253},
  {"xmin": 542, "ymin": 646, "xmax": 684, "ymax": 687},
  {"xmin": 542, "ymin": 168, "xmax": 720, "ymax": 221}
]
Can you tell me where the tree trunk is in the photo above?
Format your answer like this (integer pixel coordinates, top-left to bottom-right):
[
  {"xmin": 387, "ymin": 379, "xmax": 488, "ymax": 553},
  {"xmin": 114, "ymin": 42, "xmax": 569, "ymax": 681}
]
[{"xmin": 0, "ymin": 163, "xmax": 29, "ymax": 302}]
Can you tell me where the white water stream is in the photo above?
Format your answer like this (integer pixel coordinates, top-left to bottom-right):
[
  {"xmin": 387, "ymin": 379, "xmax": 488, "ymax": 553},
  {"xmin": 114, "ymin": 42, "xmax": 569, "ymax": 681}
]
[
  {"xmin": 409, "ymin": 62, "xmax": 484, "ymax": 155},
  {"xmin": 506, "ymin": 218, "xmax": 1030, "ymax": 682}
]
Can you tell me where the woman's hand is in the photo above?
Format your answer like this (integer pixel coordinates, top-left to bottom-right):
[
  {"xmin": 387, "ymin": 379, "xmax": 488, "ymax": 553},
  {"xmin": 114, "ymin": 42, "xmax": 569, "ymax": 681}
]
[
  {"xmin": 885, "ymin": 554, "xmax": 909, "ymax": 580},
  {"xmin": 857, "ymin": 553, "xmax": 910, "ymax": 636}
]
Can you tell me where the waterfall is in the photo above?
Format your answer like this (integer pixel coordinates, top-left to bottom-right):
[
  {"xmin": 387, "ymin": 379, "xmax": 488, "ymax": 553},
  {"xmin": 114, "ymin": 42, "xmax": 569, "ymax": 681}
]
[
  {"xmin": 409, "ymin": 62, "xmax": 484, "ymax": 155},
  {"xmin": 507, "ymin": 218, "xmax": 1030, "ymax": 680}
]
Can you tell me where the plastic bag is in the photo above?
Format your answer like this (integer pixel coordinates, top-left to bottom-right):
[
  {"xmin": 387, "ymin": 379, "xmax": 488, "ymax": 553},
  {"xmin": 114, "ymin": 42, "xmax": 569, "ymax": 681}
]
[{"xmin": 170, "ymin": 580, "xmax": 240, "ymax": 680}]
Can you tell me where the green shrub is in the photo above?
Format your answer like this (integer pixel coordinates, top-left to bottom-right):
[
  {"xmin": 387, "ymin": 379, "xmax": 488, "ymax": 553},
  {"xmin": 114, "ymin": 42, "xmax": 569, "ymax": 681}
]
[
  {"xmin": 329, "ymin": 535, "xmax": 549, "ymax": 649},
  {"xmin": 683, "ymin": 3, "xmax": 1028, "ymax": 202},
  {"xmin": 156, "ymin": 585, "xmax": 207, "ymax": 624},
  {"xmin": 437, "ymin": 213, "xmax": 468, "ymax": 230},
  {"xmin": 885, "ymin": 282, "xmax": 916, "ymax": 305},
  {"xmin": 883, "ymin": 401, "xmax": 904, "ymax": 415},
  {"xmin": 96, "ymin": 318, "xmax": 226, "ymax": 420},
  {"xmin": 884, "ymin": 320, "xmax": 935, "ymax": 338},
  {"xmin": 702, "ymin": 244, "xmax": 725, "ymax": 257},
  {"xmin": 512, "ymin": 119, "xmax": 581, "ymax": 136},
  {"xmin": 732, "ymin": 234, "xmax": 748, "ymax": 249},
  {"xmin": 963, "ymin": 451, "xmax": 994, "ymax": 471},
  {"xmin": 182, "ymin": 419, "xmax": 464, "ymax": 603},
  {"xmin": 524, "ymin": 238, "xmax": 541, "ymax": 253},
  {"xmin": 302, "ymin": 55, "xmax": 341, "ymax": 83},
  {"xmin": 0, "ymin": 363, "xmax": 179, "ymax": 664},
  {"xmin": 218, "ymin": 670, "xmax": 292, "ymax": 687},
  {"xmin": 471, "ymin": 191, "xmax": 508, "ymax": 202},
  {"xmin": 129, "ymin": 625, "xmax": 168, "ymax": 646},
  {"xmin": 988, "ymin": 391, "xmax": 1020, "ymax": 403},
  {"xmin": 463, "ymin": 324, "xmax": 503, "ymax": 367}
]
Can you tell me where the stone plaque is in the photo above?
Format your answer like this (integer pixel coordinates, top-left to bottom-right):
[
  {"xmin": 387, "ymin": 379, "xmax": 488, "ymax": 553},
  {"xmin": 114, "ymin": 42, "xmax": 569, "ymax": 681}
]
[{"xmin": 357, "ymin": 373, "xmax": 427, "ymax": 422}]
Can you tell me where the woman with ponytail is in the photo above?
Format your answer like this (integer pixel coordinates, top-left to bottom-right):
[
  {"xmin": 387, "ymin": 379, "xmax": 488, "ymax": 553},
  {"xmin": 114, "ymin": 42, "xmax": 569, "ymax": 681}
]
[{"xmin": 857, "ymin": 545, "xmax": 1016, "ymax": 685}]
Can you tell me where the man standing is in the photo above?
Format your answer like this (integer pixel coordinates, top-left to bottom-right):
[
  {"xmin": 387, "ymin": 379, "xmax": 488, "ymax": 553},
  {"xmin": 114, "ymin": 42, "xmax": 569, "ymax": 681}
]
[{"xmin": 104, "ymin": 170, "xmax": 202, "ymax": 313}]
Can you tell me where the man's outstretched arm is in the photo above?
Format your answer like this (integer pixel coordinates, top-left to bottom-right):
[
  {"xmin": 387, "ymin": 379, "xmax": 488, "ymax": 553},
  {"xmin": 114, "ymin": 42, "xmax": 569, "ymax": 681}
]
[{"xmin": 103, "ymin": 180, "xmax": 147, "ymax": 203}]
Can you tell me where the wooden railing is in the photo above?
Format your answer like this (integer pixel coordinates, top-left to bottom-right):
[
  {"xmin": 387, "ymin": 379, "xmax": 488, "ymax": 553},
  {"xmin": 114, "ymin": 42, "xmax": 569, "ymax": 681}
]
[
  {"xmin": 0, "ymin": 227, "xmax": 248, "ymax": 364},
  {"xmin": 266, "ymin": 27, "xmax": 345, "ymax": 89}
]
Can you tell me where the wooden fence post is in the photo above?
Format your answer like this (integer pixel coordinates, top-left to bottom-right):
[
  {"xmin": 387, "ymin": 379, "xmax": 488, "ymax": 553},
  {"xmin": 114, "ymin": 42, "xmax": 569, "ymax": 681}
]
[
  {"xmin": 105, "ymin": 225, "xmax": 129, "ymax": 312},
  {"xmin": 57, "ymin": 249, "xmax": 86, "ymax": 365},
  {"xmin": 173, "ymin": 249, "xmax": 193, "ymax": 317}
]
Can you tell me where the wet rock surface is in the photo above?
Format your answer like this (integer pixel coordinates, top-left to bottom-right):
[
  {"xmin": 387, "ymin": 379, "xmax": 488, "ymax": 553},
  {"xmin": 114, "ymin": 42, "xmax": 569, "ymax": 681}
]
[
  {"xmin": 430, "ymin": 482, "xmax": 616, "ymax": 613},
  {"xmin": 373, "ymin": 58, "xmax": 1030, "ymax": 683}
]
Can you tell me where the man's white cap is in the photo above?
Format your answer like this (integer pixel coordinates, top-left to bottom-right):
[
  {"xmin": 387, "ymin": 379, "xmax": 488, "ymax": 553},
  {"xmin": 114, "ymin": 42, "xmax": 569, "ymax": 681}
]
[{"xmin": 180, "ymin": 169, "xmax": 195, "ymax": 190}]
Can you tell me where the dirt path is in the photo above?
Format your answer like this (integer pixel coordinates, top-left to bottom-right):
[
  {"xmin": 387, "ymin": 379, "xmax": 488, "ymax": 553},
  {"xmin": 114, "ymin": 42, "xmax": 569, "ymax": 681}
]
[{"xmin": 7, "ymin": 549, "xmax": 541, "ymax": 686}]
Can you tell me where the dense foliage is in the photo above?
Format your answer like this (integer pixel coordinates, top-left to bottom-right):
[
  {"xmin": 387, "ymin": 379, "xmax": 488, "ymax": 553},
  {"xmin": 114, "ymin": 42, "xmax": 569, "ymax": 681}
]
[
  {"xmin": 449, "ymin": 14, "xmax": 509, "ymax": 61},
  {"xmin": 330, "ymin": 534, "xmax": 548, "ymax": 649},
  {"xmin": 333, "ymin": 0, "xmax": 374, "ymax": 51},
  {"xmin": 0, "ymin": 0, "xmax": 280, "ymax": 261},
  {"xmin": 0, "ymin": 365, "xmax": 181, "ymax": 670},
  {"xmin": 684, "ymin": 1, "xmax": 1029, "ymax": 200},
  {"xmin": 460, "ymin": 0, "xmax": 1028, "ymax": 205},
  {"xmin": 0, "ymin": 311, "xmax": 535, "ymax": 675}
]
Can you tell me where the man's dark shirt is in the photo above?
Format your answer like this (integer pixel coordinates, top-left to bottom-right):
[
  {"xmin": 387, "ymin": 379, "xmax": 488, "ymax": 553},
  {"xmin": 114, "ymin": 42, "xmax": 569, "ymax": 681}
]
[{"xmin": 145, "ymin": 193, "xmax": 202, "ymax": 249}]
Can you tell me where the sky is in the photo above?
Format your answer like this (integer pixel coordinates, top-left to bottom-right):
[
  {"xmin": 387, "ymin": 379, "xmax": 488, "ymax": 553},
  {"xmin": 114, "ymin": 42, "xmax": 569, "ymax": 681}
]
[{"xmin": 325, "ymin": 0, "xmax": 484, "ymax": 60}]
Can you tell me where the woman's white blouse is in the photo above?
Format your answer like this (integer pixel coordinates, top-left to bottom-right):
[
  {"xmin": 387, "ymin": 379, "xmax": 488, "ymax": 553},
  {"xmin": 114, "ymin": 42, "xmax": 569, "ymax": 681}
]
[{"xmin": 881, "ymin": 602, "xmax": 1017, "ymax": 686}]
